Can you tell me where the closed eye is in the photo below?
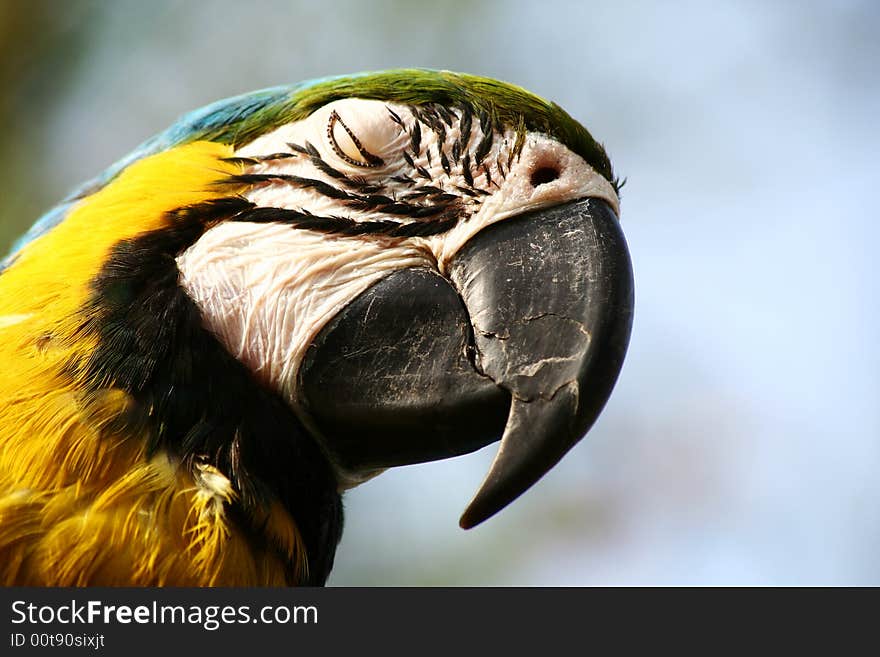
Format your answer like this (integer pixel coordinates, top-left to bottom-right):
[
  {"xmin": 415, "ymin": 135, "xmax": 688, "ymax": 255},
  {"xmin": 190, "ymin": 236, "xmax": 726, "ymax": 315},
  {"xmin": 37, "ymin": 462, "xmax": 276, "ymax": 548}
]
[{"xmin": 327, "ymin": 110, "xmax": 385, "ymax": 168}]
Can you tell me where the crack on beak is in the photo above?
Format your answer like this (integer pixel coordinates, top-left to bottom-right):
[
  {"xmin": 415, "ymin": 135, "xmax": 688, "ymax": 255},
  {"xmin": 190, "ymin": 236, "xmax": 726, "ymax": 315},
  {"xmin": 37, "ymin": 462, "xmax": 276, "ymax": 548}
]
[
  {"xmin": 467, "ymin": 313, "xmax": 592, "ymax": 404},
  {"xmin": 522, "ymin": 312, "xmax": 593, "ymax": 338}
]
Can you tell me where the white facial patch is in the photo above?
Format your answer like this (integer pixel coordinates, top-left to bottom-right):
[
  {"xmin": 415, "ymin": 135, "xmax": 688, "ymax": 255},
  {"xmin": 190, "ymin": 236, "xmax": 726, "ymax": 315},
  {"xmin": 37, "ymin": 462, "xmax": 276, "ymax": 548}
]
[
  {"xmin": 177, "ymin": 96, "xmax": 619, "ymax": 445},
  {"xmin": 176, "ymin": 223, "xmax": 432, "ymax": 402}
]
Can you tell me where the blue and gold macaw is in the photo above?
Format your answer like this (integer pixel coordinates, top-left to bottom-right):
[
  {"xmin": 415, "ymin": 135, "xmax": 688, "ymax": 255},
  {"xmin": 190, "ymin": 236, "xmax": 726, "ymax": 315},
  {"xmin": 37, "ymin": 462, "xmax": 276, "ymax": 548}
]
[{"xmin": 0, "ymin": 70, "xmax": 633, "ymax": 585}]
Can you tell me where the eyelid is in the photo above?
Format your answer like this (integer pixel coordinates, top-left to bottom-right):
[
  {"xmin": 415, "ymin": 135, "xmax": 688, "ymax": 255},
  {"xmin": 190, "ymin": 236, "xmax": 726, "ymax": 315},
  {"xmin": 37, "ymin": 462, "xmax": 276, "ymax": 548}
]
[{"xmin": 327, "ymin": 110, "xmax": 385, "ymax": 168}]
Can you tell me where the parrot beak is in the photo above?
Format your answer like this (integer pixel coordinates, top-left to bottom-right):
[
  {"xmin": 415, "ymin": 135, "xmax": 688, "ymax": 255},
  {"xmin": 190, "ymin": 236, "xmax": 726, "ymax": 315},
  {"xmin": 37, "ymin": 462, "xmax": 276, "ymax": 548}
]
[{"xmin": 298, "ymin": 197, "xmax": 633, "ymax": 528}]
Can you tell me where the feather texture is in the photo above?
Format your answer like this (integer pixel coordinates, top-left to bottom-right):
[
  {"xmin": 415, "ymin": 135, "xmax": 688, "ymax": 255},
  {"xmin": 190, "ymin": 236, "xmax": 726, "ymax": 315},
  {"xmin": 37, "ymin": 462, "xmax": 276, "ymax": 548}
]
[{"xmin": 0, "ymin": 142, "xmax": 309, "ymax": 585}]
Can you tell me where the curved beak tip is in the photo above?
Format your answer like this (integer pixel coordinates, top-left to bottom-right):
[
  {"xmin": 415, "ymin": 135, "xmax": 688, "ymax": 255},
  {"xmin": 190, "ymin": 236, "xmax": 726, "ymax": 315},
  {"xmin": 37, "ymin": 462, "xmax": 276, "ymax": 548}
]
[
  {"xmin": 451, "ymin": 197, "xmax": 634, "ymax": 529},
  {"xmin": 457, "ymin": 386, "xmax": 582, "ymax": 529}
]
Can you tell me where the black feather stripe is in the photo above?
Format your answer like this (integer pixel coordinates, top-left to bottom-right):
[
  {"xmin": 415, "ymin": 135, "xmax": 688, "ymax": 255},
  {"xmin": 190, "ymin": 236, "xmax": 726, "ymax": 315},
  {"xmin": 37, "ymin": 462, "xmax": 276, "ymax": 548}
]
[
  {"xmin": 439, "ymin": 149, "xmax": 451, "ymax": 176},
  {"xmin": 386, "ymin": 105, "xmax": 404, "ymax": 127},
  {"xmin": 228, "ymin": 205, "xmax": 457, "ymax": 236},
  {"xmin": 457, "ymin": 104, "xmax": 473, "ymax": 156},
  {"xmin": 410, "ymin": 120, "xmax": 421, "ymax": 156},
  {"xmin": 461, "ymin": 153, "xmax": 474, "ymax": 188},
  {"xmin": 474, "ymin": 112, "xmax": 494, "ymax": 167}
]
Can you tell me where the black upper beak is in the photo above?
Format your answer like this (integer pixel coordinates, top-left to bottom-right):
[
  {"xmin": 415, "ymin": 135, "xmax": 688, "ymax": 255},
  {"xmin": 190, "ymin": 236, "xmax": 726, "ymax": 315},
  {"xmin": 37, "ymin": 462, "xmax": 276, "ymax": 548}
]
[{"xmin": 299, "ymin": 197, "xmax": 633, "ymax": 527}]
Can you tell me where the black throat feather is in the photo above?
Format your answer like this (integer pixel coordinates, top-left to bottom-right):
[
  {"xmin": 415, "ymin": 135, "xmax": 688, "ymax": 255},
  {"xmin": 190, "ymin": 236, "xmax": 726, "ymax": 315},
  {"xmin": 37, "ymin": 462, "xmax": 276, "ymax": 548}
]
[{"xmin": 76, "ymin": 207, "xmax": 343, "ymax": 586}]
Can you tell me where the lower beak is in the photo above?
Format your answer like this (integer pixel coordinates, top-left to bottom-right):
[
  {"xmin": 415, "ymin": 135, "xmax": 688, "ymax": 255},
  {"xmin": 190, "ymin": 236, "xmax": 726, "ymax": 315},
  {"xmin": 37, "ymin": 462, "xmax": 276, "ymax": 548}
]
[{"xmin": 299, "ymin": 197, "xmax": 633, "ymax": 527}]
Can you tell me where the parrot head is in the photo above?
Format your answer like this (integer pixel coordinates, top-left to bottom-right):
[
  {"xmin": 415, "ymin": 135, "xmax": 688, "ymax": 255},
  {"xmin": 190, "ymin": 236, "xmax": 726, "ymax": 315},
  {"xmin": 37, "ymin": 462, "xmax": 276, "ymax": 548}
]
[{"xmin": 0, "ymin": 70, "xmax": 633, "ymax": 585}]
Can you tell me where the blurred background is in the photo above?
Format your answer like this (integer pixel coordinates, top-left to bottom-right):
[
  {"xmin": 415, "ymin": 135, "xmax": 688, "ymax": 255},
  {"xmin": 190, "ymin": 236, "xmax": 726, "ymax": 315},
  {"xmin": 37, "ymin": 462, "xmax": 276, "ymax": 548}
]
[{"xmin": 1, "ymin": 0, "xmax": 877, "ymax": 585}]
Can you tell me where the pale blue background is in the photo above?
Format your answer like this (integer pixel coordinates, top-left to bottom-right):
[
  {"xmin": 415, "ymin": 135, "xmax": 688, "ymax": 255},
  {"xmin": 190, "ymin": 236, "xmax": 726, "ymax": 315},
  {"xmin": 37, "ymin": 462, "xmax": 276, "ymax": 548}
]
[{"xmin": 1, "ymin": 0, "xmax": 876, "ymax": 584}]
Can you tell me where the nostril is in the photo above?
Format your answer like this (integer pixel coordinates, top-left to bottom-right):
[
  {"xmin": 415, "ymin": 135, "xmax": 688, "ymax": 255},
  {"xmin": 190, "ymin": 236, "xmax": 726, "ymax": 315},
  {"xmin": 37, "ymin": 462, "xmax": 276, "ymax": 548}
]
[{"xmin": 530, "ymin": 166, "xmax": 560, "ymax": 188}]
